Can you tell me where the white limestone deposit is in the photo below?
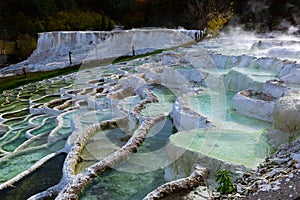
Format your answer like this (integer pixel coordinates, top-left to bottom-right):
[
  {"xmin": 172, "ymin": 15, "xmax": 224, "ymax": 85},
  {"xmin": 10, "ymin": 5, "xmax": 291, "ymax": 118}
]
[
  {"xmin": 232, "ymin": 91, "xmax": 275, "ymax": 122},
  {"xmin": 0, "ymin": 28, "xmax": 199, "ymax": 76},
  {"xmin": 274, "ymin": 91, "xmax": 300, "ymax": 132},
  {"xmin": 0, "ymin": 28, "xmax": 300, "ymax": 200}
]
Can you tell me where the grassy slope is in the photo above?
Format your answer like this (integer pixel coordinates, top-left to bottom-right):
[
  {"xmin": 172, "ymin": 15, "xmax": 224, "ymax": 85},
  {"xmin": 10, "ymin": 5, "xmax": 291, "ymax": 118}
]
[
  {"xmin": 0, "ymin": 49, "xmax": 167, "ymax": 93},
  {"xmin": 0, "ymin": 65, "xmax": 81, "ymax": 92}
]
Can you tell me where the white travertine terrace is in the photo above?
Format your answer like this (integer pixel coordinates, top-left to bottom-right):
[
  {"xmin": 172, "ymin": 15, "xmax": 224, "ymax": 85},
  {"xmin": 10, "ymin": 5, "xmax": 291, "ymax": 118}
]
[
  {"xmin": 0, "ymin": 28, "xmax": 200, "ymax": 76},
  {"xmin": 0, "ymin": 29, "xmax": 299, "ymax": 200}
]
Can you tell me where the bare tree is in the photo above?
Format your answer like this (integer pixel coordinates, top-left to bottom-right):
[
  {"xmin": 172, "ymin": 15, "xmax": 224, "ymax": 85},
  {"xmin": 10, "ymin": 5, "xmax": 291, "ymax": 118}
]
[
  {"xmin": 182, "ymin": 0, "xmax": 208, "ymax": 29},
  {"xmin": 182, "ymin": 0, "xmax": 233, "ymax": 35}
]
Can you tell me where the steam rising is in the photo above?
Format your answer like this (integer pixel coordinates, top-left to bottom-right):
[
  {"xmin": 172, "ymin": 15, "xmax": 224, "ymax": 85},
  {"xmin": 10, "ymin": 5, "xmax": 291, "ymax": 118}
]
[{"xmin": 200, "ymin": 27, "xmax": 300, "ymax": 63}]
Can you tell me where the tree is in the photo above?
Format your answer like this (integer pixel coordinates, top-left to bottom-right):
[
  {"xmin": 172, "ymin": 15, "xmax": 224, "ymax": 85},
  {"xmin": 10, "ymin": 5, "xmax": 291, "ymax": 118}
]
[
  {"xmin": 9, "ymin": 40, "xmax": 21, "ymax": 63},
  {"xmin": 206, "ymin": 0, "xmax": 233, "ymax": 36},
  {"xmin": 181, "ymin": 0, "xmax": 233, "ymax": 34},
  {"xmin": 181, "ymin": 0, "xmax": 209, "ymax": 29},
  {"xmin": 8, "ymin": 33, "xmax": 37, "ymax": 62}
]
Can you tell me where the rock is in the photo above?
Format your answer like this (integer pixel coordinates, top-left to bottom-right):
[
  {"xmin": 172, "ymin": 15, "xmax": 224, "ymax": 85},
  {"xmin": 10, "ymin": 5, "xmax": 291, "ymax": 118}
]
[
  {"xmin": 260, "ymin": 93, "xmax": 276, "ymax": 101},
  {"xmin": 210, "ymin": 53, "xmax": 283, "ymax": 72},
  {"xmin": 223, "ymin": 69, "xmax": 265, "ymax": 91},
  {"xmin": 233, "ymin": 137, "xmax": 300, "ymax": 200},
  {"xmin": 161, "ymin": 67, "xmax": 192, "ymax": 95},
  {"xmin": 277, "ymin": 63, "xmax": 300, "ymax": 84},
  {"xmin": 267, "ymin": 168, "xmax": 283, "ymax": 177},
  {"xmin": 263, "ymin": 79, "xmax": 288, "ymax": 99},
  {"xmin": 240, "ymin": 90, "xmax": 252, "ymax": 97},
  {"xmin": 176, "ymin": 67, "xmax": 205, "ymax": 84},
  {"xmin": 237, "ymin": 183, "xmax": 244, "ymax": 193},
  {"xmin": 0, "ymin": 123, "xmax": 9, "ymax": 133},
  {"xmin": 273, "ymin": 92, "xmax": 300, "ymax": 132},
  {"xmin": 210, "ymin": 53, "xmax": 240, "ymax": 69},
  {"xmin": 254, "ymin": 57, "xmax": 283, "ymax": 72},
  {"xmin": 291, "ymin": 153, "xmax": 300, "ymax": 163},
  {"xmin": 232, "ymin": 91, "xmax": 275, "ymax": 122},
  {"xmin": 171, "ymin": 98, "xmax": 210, "ymax": 131},
  {"xmin": 161, "ymin": 53, "xmax": 183, "ymax": 65},
  {"xmin": 118, "ymin": 74, "xmax": 146, "ymax": 90},
  {"xmin": 136, "ymin": 63, "xmax": 162, "ymax": 84},
  {"xmin": 269, "ymin": 158, "xmax": 288, "ymax": 165}
]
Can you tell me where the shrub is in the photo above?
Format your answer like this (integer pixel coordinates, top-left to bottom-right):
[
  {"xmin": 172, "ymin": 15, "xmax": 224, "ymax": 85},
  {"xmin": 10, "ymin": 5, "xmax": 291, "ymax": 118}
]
[{"xmin": 216, "ymin": 169, "xmax": 234, "ymax": 194}]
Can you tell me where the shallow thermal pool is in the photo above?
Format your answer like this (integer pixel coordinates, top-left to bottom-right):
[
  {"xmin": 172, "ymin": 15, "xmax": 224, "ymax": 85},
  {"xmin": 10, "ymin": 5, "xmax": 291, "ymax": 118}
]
[
  {"xmin": 199, "ymin": 35, "xmax": 300, "ymax": 63},
  {"xmin": 80, "ymin": 118, "xmax": 174, "ymax": 200},
  {"xmin": 141, "ymin": 85, "xmax": 176, "ymax": 117},
  {"xmin": 172, "ymin": 89, "xmax": 273, "ymax": 168}
]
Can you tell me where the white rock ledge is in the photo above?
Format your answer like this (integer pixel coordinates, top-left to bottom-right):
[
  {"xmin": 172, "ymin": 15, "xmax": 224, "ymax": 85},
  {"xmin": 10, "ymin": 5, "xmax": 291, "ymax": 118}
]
[
  {"xmin": 0, "ymin": 28, "xmax": 200, "ymax": 76},
  {"xmin": 165, "ymin": 139, "xmax": 248, "ymax": 185},
  {"xmin": 171, "ymin": 97, "xmax": 210, "ymax": 131},
  {"xmin": 232, "ymin": 91, "xmax": 275, "ymax": 122},
  {"xmin": 263, "ymin": 79, "xmax": 288, "ymax": 99},
  {"xmin": 274, "ymin": 91, "xmax": 300, "ymax": 132}
]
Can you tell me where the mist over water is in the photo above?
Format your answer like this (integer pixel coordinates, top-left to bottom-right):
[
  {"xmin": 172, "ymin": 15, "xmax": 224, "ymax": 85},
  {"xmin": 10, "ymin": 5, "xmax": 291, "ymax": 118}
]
[{"xmin": 201, "ymin": 27, "xmax": 300, "ymax": 63}]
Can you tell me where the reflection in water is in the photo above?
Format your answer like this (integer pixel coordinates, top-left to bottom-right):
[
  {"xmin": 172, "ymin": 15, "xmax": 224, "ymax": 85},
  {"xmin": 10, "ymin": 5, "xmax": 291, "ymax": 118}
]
[{"xmin": 0, "ymin": 153, "xmax": 66, "ymax": 200}]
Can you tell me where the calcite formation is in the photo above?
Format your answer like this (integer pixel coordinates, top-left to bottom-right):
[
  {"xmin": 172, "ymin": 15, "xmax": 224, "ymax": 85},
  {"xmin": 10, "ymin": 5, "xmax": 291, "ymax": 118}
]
[
  {"xmin": 0, "ymin": 29, "xmax": 299, "ymax": 200},
  {"xmin": 232, "ymin": 91, "xmax": 275, "ymax": 122},
  {"xmin": 274, "ymin": 91, "xmax": 300, "ymax": 132},
  {"xmin": 0, "ymin": 29, "xmax": 201, "ymax": 76}
]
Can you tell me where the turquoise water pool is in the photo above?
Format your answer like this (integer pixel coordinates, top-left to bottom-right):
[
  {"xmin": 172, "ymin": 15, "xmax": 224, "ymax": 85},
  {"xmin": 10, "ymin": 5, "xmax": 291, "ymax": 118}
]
[
  {"xmin": 173, "ymin": 90, "xmax": 273, "ymax": 168},
  {"xmin": 80, "ymin": 118, "xmax": 174, "ymax": 200},
  {"xmin": 141, "ymin": 85, "xmax": 176, "ymax": 117}
]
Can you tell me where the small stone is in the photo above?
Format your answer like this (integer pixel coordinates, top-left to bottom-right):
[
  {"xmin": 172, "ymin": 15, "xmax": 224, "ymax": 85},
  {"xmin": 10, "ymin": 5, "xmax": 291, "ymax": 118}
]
[
  {"xmin": 236, "ymin": 183, "xmax": 243, "ymax": 193},
  {"xmin": 292, "ymin": 153, "xmax": 300, "ymax": 162},
  {"xmin": 287, "ymin": 160, "xmax": 294, "ymax": 167},
  {"xmin": 257, "ymin": 180, "xmax": 263, "ymax": 185},
  {"xmin": 259, "ymin": 184, "xmax": 272, "ymax": 191},
  {"xmin": 244, "ymin": 186, "xmax": 252, "ymax": 191},
  {"xmin": 269, "ymin": 158, "xmax": 288, "ymax": 165},
  {"xmin": 272, "ymin": 185, "xmax": 281, "ymax": 190}
]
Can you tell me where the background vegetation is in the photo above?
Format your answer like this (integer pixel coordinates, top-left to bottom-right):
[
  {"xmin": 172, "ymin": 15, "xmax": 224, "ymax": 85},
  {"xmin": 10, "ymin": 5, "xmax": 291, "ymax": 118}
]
[{"xmin": 0, "ymin": 0, "xmax": 299, "ymax": 64}]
